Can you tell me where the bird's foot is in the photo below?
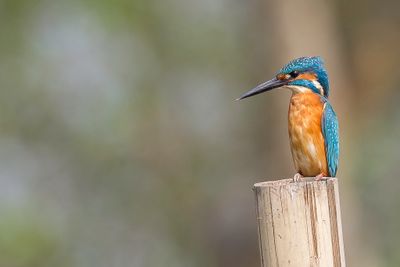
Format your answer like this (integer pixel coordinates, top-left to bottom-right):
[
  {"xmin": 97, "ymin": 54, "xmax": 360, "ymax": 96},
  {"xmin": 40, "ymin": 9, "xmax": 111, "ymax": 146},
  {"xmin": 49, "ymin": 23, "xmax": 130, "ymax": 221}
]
[
  {"xmin": 315, "ymin": 173, "xmax": 327, "ymax": 181},
  {"xmin": 293, "ymin": 173, "xmax": 303, "ymax": 182}
]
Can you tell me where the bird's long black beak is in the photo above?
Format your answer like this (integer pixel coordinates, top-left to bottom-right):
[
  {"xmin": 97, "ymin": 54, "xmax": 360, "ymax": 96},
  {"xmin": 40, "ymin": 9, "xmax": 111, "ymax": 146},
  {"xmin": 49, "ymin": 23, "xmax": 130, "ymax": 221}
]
[{"xmin": 236, "ymin": 77, "xmax": 289, "ymax": 100}]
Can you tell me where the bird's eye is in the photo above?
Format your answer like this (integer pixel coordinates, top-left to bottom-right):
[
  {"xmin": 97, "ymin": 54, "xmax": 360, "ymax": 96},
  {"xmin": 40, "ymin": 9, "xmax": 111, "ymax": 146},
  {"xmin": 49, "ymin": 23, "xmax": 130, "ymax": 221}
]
[{"xmin": 290, "ymin": 71, "xmax": 299, "ymax": 78}]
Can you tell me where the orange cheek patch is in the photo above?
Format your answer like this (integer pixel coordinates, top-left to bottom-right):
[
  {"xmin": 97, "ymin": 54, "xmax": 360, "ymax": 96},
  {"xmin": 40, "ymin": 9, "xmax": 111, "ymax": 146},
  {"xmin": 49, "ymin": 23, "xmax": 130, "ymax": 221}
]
[
  {"xmin": 277, "ymin": 74, "xmax": 288, "ymax": 80},
  {"xmin": 297, "ymin": 72, "xmax": 317, "ymax": 81}
]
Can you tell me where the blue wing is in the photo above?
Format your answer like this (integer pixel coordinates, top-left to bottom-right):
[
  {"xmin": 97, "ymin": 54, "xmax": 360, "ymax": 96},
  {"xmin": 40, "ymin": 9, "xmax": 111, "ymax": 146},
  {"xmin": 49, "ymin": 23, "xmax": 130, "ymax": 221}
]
[{"xmin": 321, "ymin": 100, "xmax": 339, "ymax": 177}]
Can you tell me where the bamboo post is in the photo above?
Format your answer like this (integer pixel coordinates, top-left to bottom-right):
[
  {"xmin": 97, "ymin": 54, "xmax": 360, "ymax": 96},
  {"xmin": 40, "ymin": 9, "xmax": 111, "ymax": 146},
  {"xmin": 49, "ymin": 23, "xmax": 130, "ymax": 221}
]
[{"xmin": 254, "ymin": 178, "xmax": 345, "ymax": 267}]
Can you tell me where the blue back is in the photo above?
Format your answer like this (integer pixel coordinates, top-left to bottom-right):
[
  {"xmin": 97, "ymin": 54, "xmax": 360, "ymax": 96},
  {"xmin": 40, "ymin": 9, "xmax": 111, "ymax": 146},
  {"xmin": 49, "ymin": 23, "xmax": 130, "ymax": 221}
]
[{"xmin": 321, "ymin": 97, "xmax": 339, "ymax": 176}]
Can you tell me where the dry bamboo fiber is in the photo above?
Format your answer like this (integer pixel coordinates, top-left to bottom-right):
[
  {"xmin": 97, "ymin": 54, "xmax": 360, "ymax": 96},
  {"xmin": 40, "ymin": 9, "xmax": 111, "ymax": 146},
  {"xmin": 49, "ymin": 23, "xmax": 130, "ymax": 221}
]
[{"xmin": 254, "ymin": 178, "xmax": 345, "ymax": 267}]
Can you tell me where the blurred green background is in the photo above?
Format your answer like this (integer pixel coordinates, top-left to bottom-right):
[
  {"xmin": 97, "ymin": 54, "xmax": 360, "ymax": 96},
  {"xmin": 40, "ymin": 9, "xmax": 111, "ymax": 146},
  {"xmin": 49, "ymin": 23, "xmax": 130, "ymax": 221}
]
[{"xmin": 0, "ymin": 0, "xmax": 399, "ymax": 266}]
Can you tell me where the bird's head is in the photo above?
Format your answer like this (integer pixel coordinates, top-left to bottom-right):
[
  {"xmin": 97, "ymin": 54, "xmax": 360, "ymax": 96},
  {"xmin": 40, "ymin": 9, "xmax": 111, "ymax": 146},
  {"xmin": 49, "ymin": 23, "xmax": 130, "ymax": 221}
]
[{"xmin": 237, "ymin": 56, "xmax": 329, "ymax": 100}]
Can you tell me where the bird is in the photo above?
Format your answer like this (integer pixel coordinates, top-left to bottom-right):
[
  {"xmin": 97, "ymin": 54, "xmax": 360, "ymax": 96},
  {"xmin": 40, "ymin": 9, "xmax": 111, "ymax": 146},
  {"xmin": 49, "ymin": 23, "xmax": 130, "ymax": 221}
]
[{"xmin": 237, "ymin": 56, "xmax": 339, "ymax": 181}]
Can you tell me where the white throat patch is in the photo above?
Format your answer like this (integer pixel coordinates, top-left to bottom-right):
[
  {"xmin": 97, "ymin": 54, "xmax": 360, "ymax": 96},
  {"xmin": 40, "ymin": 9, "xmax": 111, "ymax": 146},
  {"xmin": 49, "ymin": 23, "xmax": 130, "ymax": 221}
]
[
  {"xmin": 312, "ymin": 80, "xmax": 324, "ymax": 95},
  {"xmin": 286, "ymin": 80, "xmax": 324, "ymax": 95},
  {"xmin": 286, "ymin": 85, "xmax": 312, "ymax": 94}
]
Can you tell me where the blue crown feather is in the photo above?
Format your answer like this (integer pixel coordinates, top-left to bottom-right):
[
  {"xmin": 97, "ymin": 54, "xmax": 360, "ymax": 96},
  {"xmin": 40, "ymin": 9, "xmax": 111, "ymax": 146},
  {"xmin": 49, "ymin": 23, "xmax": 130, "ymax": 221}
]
[{"xmin": 279, "ymin": 56, "xmax": 330, "ymax": 97}]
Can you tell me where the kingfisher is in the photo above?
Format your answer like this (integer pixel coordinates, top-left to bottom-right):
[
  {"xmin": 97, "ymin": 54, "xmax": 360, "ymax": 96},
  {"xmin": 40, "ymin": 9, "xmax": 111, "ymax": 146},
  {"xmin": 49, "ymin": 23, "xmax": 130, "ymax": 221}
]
[{"xmin": 237, "ymin": 56, "xmax": 339, "ymax": 181}]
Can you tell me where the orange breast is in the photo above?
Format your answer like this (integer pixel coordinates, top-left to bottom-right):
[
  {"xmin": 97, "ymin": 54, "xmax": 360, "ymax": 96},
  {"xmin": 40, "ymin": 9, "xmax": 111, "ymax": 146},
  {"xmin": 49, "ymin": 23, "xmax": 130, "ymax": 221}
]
[{"xmin": 288, "ymin": 93, "xmax": 327, "ymax": 177}]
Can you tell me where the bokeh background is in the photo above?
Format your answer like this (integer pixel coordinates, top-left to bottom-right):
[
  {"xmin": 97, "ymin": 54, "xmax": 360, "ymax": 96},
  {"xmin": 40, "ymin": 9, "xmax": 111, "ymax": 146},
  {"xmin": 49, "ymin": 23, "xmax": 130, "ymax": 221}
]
[{"xmin": 1, "ymin": 0, "xmax": 399, "ymax": 266}]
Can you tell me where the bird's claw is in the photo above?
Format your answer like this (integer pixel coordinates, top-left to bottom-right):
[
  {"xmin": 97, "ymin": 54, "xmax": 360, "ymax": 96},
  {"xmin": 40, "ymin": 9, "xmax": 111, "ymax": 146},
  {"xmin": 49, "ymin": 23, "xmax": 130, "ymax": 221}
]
[
  {"xmin": 314, "ymin": 173, "xmax": 327, "ymax": 181},
  {"xmin": 293, "ymin": 173, "xmax": 303, "ymax": 182}
]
